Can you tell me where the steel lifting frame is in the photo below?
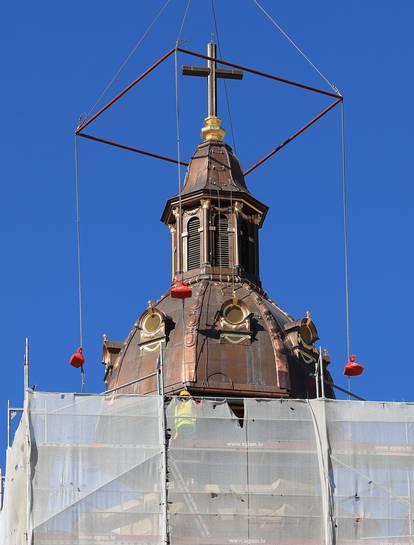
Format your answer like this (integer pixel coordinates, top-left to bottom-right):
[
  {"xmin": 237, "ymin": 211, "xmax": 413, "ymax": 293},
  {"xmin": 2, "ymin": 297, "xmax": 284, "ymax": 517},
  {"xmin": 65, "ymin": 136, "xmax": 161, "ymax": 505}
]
[{"xmin": 75, "ymin": 46, "xmax": 343, "ymax": 177}]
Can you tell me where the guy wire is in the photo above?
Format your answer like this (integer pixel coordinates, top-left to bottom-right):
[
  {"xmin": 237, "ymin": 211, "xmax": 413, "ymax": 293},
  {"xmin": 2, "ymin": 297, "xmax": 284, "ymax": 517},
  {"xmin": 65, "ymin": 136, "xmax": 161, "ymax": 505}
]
[
  {"xmin": 251, "ymin": 0, "xmax": 340, "ymax": 95},
  {"xmin": 86, "ymin": 0, "xmax": 173, "ymax": 119},
  {"xmin": 340, "ymin": 101, "xmax": 351, "ymax": 361},
  {"xmin": 216, "ymin": 186, "xmax": 223, "ymax": 285},
  {"xmin": 177, "ymin": 0, "xmax": 192, "ymax": 43},
  {"xmin": 211, "ymin": 0, "xmax": 237, "ymax": 154},
  {"xmin": 74, "ymin": 133, "xmax": 85, "ymax": 390},
  {"xmin": 211, "ymin": 0, "xmax": 240, "ymax": 295},
  {"xmin": 74, "ymin": 135, "xmax": 83, "ymax": 348},
  {"xmin": 174, "ymin": 45, "xmax": 183, "ymax": 281}
]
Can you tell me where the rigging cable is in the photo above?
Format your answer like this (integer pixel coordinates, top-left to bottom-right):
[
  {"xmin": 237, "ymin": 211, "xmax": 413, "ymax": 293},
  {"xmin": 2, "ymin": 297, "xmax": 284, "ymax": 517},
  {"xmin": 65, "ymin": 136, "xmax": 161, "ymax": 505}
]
[
  {"xmin": 251, "ymin": 0, "xmax": 340, "ymax": 95},
  {"xmin": 174, "ymin": 0, "xmax": 192, "ymax": 280},
  {"xmin": 211, "ymin": 0, "xmax": 237, "ymax": 294},
  {"xmin": 177, "ymin": 0, "xmax": 192, "ymax": 44},
  {"xmin": 210, "ymin": 2, "xmax": 228, "ymax": 289},
  {"xmin": 211, "ymin": 0, "xmax": 246, "ymax": 298},
  {"xmin": 216, "ymin": 186, "xmax": 223, "ymax": 285},
  {"xmin": 74, "ymin": 133, "xmax": 85, "ymax": 391},
  {"xmin": 174, "ymin": 45, "xmax": 184, "ymax": 281},
  {"xmin": 174, "ymin": 0, "xmax": 190, "ymax": 377},
  {"xmin": 211, "ymin": 0, "xmax": 237, "ymax": 154},
  {"xmin": 85, "ymin": 0, "xmax": 173, "ymax": 119},
  {"xmin": 252, "ymin": 0, "xmax": 353, "ymax": 373},
  {"xmin": 174, "ymin": 0, "xmax": 193, "ymax": 339},
  {"xmin": 341, "ymin": 102, "xmax": 351, "ymax": 364}
]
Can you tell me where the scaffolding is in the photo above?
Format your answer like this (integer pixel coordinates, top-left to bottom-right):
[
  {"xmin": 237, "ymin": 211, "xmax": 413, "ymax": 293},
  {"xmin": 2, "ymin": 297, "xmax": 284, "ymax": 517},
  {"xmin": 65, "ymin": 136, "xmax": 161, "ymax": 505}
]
[{"xmin": 1, "ymin": 391, "xmax": 414, "ymax": 545}]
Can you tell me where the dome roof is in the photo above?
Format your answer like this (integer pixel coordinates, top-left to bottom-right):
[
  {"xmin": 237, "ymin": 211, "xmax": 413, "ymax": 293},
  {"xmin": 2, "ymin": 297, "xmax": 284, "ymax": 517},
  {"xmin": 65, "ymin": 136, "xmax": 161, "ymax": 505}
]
[
  {"xmin": 181, "ymin": 140, "xmax": 249, "ymax": 196},
  {"xmin": 106, "ymin": 280, "xmax": 334, "ymax": 399},
  {"xmin": 161, "ymin": 139, "xmax": 268, "ymax": 227},
  {"xmin": 105, "ymin": 133, "xmax": 334, "ymax": 400}
]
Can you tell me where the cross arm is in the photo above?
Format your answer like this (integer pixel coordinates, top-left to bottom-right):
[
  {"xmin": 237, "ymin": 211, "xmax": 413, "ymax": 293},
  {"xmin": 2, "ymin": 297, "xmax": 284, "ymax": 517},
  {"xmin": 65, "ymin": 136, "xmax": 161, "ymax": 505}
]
[{"xmin": 182, "ymin": 66, "xmax": 243, "ymax": 80}]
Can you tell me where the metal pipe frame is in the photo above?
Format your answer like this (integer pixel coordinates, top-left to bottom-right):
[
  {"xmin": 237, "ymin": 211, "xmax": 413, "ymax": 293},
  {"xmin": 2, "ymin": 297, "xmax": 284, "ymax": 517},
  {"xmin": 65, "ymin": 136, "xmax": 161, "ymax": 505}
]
[
  {"xmin": 315, "ymin": 359, "xmax": 320, "ymax": 399},
  {"xmin": 177, "ymin": 47, "xmax": 341, "ymax": 99},
  {"xmin": 243, "ymin": 98, "xmax": 342, "ymax": 176},
  {"xmin": 0, "ymin": 470, "xmax": 3, "ymax": 511},
  {"xmin": 77, "ymin": 133, "xmax": 189, "ymax": 166},
  {"xmin": 158, "ymin": 343, "xmax": 169, "ymax": 545},
  {"xmin": 75, "ymin": 45, "xmax": 343, "ymax": 177},
  {"xmin": 101, "ymin": 371, "xmax": 158, "ymax": 395},
  {"xmin": 76, "ymin": 47, "xmax": 176, "ymax": 134},
  {"xmin": 331, "ymin": 383, "xmax": 365, "ymax": 401},
  {"xmin": 24, "ymin": 337, "xmax": 29, "ymax": 402},
  {"xmin": 319, "ymin": 347, "xmax": 326, "ymax": 399},
  {"xmin": 177, "ymin": 47, "xmax": 343, "ymax": 176},
  {"xmin": 7, "ymin": 405, "xmax": 24, "ymax": 448}
]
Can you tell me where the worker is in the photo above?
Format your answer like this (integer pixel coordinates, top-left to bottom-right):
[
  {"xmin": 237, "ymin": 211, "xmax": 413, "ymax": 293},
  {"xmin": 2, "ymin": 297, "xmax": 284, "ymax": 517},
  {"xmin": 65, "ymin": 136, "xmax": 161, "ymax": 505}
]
[{"xmin": 174, "ymin": 390, "xmax": 196, "ymax": 441}]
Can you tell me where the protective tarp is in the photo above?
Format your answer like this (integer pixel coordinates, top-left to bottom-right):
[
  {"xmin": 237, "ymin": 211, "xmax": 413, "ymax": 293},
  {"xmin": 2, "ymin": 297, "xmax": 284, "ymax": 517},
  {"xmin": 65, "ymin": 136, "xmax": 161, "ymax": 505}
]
[
  {"xmin": 326, "ymin": 400, "xmax": 414, "ymax": 544},
  {"xmin": 28, "ymin": 392, "xmax": 164, "ymax": 545},
  {"xmin": 2, "ymin": 393, "xmax": 414, "ymax": 545},
  {"xmin": 167, "ymin": 397, "xmax": 325, "ymax": 545},
  {"xmin": 166, "ymin": 397, "xmax": 414, "ymax": 545},
  {"xmin": 0, "ymin": 414, "xmax": 28, "ymax": 545}
]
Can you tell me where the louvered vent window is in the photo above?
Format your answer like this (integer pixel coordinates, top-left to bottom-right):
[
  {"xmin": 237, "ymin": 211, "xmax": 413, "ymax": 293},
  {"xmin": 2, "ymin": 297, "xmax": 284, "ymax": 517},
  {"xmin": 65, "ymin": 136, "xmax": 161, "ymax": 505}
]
[
  {"xmin": 239, "ymin": 218, "xmax": 257, "ymax": 275},
  {"xmin": 213, "ymin": 215, "xmax": 229, "ymax": 267},
  {"xmin": 187, "ymin": 217, "xmax": 201, "ymax": 270},
  {"xmin": 239, "ymin": 218, "xmax": 250, "ymax": 272}
]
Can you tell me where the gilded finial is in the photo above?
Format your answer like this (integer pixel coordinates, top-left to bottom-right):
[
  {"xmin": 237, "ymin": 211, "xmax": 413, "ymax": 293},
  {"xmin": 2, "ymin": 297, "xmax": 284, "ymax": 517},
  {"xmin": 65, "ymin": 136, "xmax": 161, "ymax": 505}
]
[
  {"xmin": 232, "ymin": 290, "xmax": 238, "ymax": 305},
  {"xmin": 306, "ymin": 310, "xmax": 311, "ymax": 320},
  {"xmin": 201, "ymin": 116, "xmax": 225, "ymax": 142}
]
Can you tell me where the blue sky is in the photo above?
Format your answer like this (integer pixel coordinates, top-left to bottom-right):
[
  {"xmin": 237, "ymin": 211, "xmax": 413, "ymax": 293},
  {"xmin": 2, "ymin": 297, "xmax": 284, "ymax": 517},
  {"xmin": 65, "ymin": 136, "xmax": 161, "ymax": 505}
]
[{"xmin": 1, "ymin": 0, "xmax": 413, "ymax": 461}]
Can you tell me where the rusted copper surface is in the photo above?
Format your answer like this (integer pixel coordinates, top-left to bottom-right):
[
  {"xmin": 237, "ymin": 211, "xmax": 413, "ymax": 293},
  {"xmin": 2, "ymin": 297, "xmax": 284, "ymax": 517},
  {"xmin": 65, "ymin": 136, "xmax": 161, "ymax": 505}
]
[
  {"xmin": 182, "ymin": 141, "xmax": 248, "ymax": 195},
  {"xmin": 161, "ymin": 141, "xmax": 268, "ymax": 227},
  {"xmin": 106, "ymin": 279, "xmax": 334, "ymax": 399}
]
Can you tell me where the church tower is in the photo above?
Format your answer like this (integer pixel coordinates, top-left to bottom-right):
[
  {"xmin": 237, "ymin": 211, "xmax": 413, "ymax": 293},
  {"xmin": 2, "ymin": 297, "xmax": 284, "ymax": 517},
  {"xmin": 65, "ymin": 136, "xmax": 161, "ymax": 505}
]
[{"xmin": 103, "ymin": 42, "xmax": 334, "ymax": 400}]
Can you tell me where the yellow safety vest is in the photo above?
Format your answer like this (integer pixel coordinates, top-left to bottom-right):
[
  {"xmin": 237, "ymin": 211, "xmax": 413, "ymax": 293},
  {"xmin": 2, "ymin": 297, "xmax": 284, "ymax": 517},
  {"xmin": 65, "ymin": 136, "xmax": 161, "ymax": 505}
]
[{"xmin": 175, "ymin": 399, "xmax": 196, "ymax": 431}]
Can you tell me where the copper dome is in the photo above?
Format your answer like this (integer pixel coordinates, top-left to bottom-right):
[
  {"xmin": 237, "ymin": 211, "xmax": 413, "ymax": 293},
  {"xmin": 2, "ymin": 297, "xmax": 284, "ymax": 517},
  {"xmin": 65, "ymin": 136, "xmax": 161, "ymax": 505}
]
[{"xmin": 103, "ymin": 137, "xmax": 334, "ymax": 399}]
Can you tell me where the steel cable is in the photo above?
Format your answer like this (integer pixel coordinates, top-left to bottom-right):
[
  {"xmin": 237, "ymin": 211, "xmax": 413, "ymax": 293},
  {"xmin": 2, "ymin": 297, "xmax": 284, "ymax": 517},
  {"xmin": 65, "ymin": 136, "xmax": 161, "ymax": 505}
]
[
  {"xmin": 211, "ymin": 0, "xmax": 238, "ymax": 154},
  {"xmin": 251, "ymin": 0, "xmax": 340, "ymax": 95},
  {"xmin": 74, "ymin": 134, "xmax": 85, "ymax": 391},
  {"xmin": 211, "ymin": 0, "xmax": 238, "ymax": 294},
  {"xmin": 177, "ymin": 0, "xmax": 192, "ymax": 44},
  {"xmin": 252, "ymin": 0, "xmax": 352, "ymax": 375},
  {"xmin": 341, "ymin": 102, "xmax": 351, "ymax": 361},
  {"xmin": 85, "ymin": 0, "xmax": 173, "ymax": 119},
  {"xmin": 174, "ymin": 0, "xmax": 192, "ymax": 281}
]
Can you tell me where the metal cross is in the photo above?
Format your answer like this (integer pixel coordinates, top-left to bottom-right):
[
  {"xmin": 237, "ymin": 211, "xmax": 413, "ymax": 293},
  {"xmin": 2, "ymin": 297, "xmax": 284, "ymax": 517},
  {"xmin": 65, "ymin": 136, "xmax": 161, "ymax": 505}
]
[{"xmin": 182, "ymin": 42, "xmax": 243, "ymax": 118}]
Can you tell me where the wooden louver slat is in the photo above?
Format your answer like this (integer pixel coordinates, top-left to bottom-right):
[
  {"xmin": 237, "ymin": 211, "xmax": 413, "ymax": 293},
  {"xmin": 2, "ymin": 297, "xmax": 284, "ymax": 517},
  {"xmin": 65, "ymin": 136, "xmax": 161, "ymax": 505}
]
[
  {"xmin": 187, "ymin": 217, "xmax": 201, "ymax": 270},
  {"xmin": 213, "ymin": 215, "xmax": 229, "ymax": 267}
]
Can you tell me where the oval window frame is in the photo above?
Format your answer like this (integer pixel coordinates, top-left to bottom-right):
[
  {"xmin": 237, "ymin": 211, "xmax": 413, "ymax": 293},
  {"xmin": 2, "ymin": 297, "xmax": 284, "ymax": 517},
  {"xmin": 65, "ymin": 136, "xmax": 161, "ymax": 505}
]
[
  {"xmin": 222, "ymin": 303, "xmax": 246, "ymax": 325},
  {"xmin": 142, "ymin": 312, "xmax": 163, "ymax": 335}
]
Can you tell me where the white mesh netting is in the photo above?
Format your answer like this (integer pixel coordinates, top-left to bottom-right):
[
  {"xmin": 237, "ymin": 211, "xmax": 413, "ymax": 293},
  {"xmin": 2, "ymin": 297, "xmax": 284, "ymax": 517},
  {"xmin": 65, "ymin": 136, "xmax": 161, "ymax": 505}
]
[
  {"xmin": 1, "ymin": 392, "xmax": 414, "ymax": 544},
  {"xmin": 28, "ymin": 392, "xmax": 163, "ymax": 545},
  {"xmin": 0, "ymin": 412, "xmax": 28, "ymax": 545}
]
